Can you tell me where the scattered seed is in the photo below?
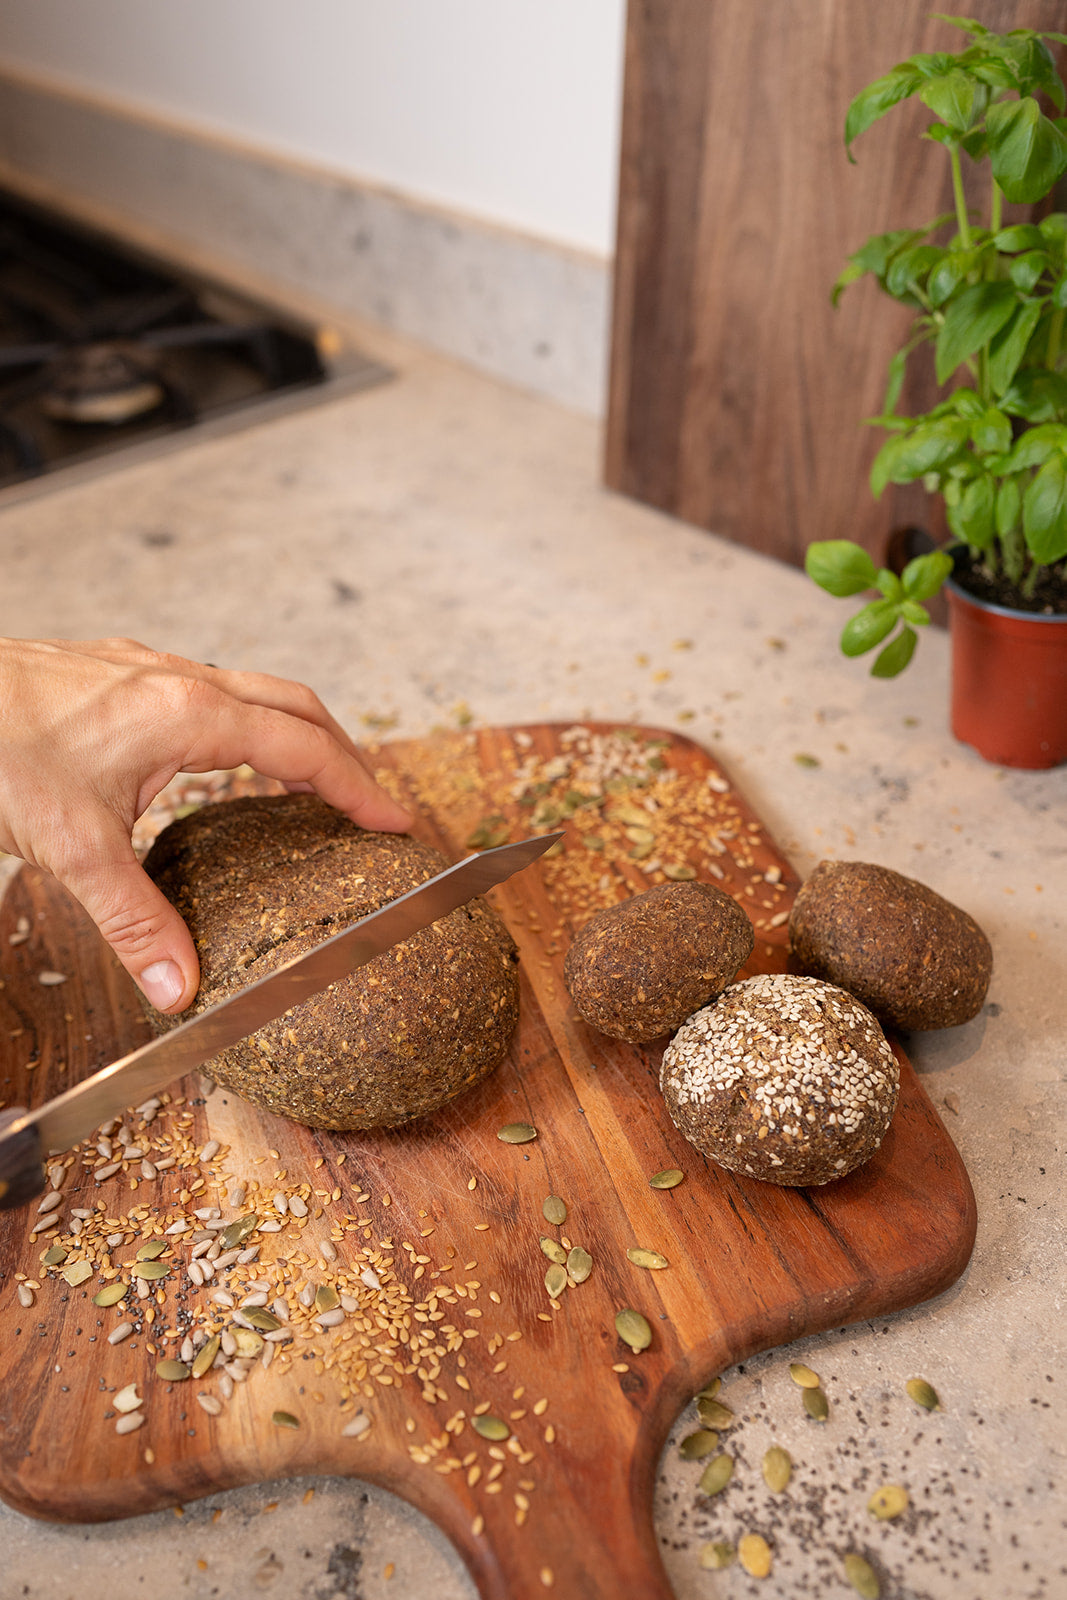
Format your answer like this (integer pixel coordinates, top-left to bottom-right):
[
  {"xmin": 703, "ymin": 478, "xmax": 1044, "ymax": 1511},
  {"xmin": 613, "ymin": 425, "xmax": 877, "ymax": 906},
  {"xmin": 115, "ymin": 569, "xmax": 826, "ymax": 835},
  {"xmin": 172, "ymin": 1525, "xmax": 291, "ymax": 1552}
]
[
  {"xmin": 61, "ymin": 1260, "xmax": 93, "ymax": 1287},
  {"xmin": 221, "ymin": 1214, "xmax": 259, "ymax": 1250},
  {"xmin": 789, "ymin": 1362, "xmax": 821, "ymax": 1388},
  {"xmin": 566, "ymin": 1246, "xmax": 592, "ymax": 1283},
  {"xmin": 192, "ymin": 1337, "xmax": 221, "ymax": 1379},
  {"xmin": 108, "ymin": 1322, "xmax": 134, "ymax": 1345},
  {"xmin": 697, "ymin": 1455, "xmax": 733, "ymax": 1496},
  {"xmin": 663, "ymin": 863, "xmax": 696, "ymax": 881},
  {"xmin": 615, "ymin": 1308, "xmax": 652, "ymax": 1354},
  {"xmin": 93, "ymin": 1283, "xmax": 128, "ymax": 1307},
  {"xmin": 803, "ymin": 1387, "xmax": 829, "ymax": 1422},
  {"xmin": 679, "ymin": 1429, "xmax": 719, "ymax": 1460},
  {"xmin": 36, "ymin": 1190, "xmax": 63, "ymax": 1215},
  {"xmin": 136, "ymin": 1239, "xmax": 168, "ymax": 1261},
  {"xmin": 155, "ymin": 1359, "xmax": 190, "ymax": 1383},
  {"xmin": 199, "ymin": 1141, "xmax": 220, "ymax": 1163},
  {"xmin": 649, "ymin": 1169, "xmax": 684, "ymax": 1189},
  {"xmin": 542, "ymin": 1196, "xmax": 567, "ymax": 1226},
  {"xmin": 115, "ymin": 1411, "xmax": 145, "ymax": 1435},
  {"xmin": 17, "ymin": 1284, "xmax": 34, "ymax": 1309},
  {"xmin": 738, "ymin": 1533, "xmax": 772, "ymax": 1579},
  {"xmin": 544, "ymin": 1265, "xmax": 567, "ymax": 1299},
  {"xmin": 288, "ymin": 1195, "xmax": 308, "ymax": 1218},
  {"xmin": 695, "ymin": 1378, "xmax": 721, "ymax": 1401},
  {"xmin": 497, "ymin": 1123, "xmax": 537, "ymax": 1144},
  {"xmin": 244, "ymin": 1308, "xmax": 283, "ymax": 1332},
  {"xmin": 113, "ymin": 1384, "xmax": 142, "ymax": 1414},
  {"xmin": 697, "ymin": 1397, "xmax": 734, "ymax": 1430},
  {"xmin": 700, "ymin": 1541, "xmax": 736, "ymax": 1570},
  {"xmin": 540, "ymin": 1237, "xmax": 567, "ymax": 1266},
  {"xmin": 868, "ymin": 1484, "xmax": 908, "ymax": 1520},
  {"xmin": 472, "ymin": 1415, "xmax": 510, "ymax": 1441},
  {"xmin": 197, "ymin": 1394, "xmax": 223, "ymax": 1417},
  {"xmin": 315, "ymin": 1284, "xmax": 340, "ymax": 1313},
  {"xmin": 37, "ymin": 971, "xmax": 67, "ymax": 986},
  {"xmin": 133, "ymin": 1261, "xmax": 170, "ymax": 1281},
  {"xmin": 627, "ymin": 1247, "xmax": 669, "ymax": 1270},
  {"xmin": 272, "ymin": 1411, "xmax": 300, "ymax": 1430},
  {"xmin": 843, "ymin": 1552, "xmax": 881, "ymax": 1598},
  {"xmin": 342, "ymin": 1414, "xmax": 371, "ymax": 1438},
  {"xmin": 232, "ymin": 1329, "xmax": 265, "ymax": 1358},
  {"xmin": 905, "ymin": 1377, "xmax": 941, "ymax": 1411},
  {"xmin": 762, "ymin": 1446, "xmax": 792, "ymax": 1492},
  {"xmin": 41, "ymin": 1244, "xmax": 68, "ymax": 1267}
]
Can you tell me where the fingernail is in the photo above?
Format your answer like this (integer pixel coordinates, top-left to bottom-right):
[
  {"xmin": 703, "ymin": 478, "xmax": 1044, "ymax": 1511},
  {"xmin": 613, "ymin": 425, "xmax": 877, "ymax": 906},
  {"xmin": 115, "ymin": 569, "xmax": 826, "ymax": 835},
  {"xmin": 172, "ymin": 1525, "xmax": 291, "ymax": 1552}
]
[{"xmin": 139, "ymin": 959, "xmax": 185, "ymax": 1011}]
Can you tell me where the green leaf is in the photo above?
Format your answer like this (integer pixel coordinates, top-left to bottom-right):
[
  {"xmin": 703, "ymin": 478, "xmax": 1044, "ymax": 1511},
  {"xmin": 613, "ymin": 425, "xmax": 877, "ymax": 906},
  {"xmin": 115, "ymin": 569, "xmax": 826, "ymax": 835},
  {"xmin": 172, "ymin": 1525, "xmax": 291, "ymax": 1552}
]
[
  {"xmin": 840, "ymin": 599, "xmax": 900, "ymax": 657},
  {"xmin": 992, "ymin": 223, "xmax": 1047, "ymax": 252},
  {"xmin": 875, "ymin": 567, "xmax": 904, "ymax": 601},
  {"xmin": 946, "ymin": 473, "xmax": 997, "ymax": 548},
  {"xmin": 870, "ymin": 416, "xmax": 971, "ymax": 496},
  {"xmin": 986, "ymin": 98, "xmax": 1067, "ymax": 204},
  {"xmin": 988, "ymin": 299, "xmax": 1044, "ymax": 396},
  {"xmin": 900, "ymin": 599, "xmax": 933, "ymax": 625},
  {"xmin": 901, "ymin": 549, "xmax": 954, "ymax": 601},
  {"xmin": 995, "ymin": 474, "xmax": 1022, "ymax": 537},
  {"xmin": 1007, "ymin": 250, "xmax": 1049, "ymax": 292},
  {"xmin": 805, "ymin": 540, "xmax": 878, "ymax": 597},
  {"xmin": 882, "ymin": 348, "xmax": 908, "ymax": 416},
  {"xmin": 1023, "ymin": 451, "xmax": 1067, "ymax": 563},
  {"xmin": 942, "ymin": 387, "xmax": 986, "ymax": 420},
  {"xmin": 832, "ymin": 227, "xmax": 926, "ymax": 304},
  {"xmin": 1001, "ymin": 422, "xmax": 1067, "ymax": 471},
  {"xmin": 845, "ymin": 65, "xmax": 924, "ymax": 150},
  {"xmin": 1039, "ymin": 212, "xmax": 1067, "ymax": 249},
  {"xmin": 885, "ymin": 243, "xmax": 944, "ymax": 301},
  {"xmin": 935, "ymin": 281, "xmax": 1018, "ymax": 384},
  {"xmin": 970, "ymin": 405, "xmax": 1013, "ymax": 455},
  {"xmin": 871, "ymin": 625, "xmax": 918, "ymax": 677},
  {"xmin": 918, "ymin": 67, "xmax": 989, "ymax": 132},
  {"xmin": 1000, "ymin": 368, "xmax": 1067, "ymax": 422},
  {"xmin": 1052, "ymin": 274, "xmax": 1067, "ymax": 310}
]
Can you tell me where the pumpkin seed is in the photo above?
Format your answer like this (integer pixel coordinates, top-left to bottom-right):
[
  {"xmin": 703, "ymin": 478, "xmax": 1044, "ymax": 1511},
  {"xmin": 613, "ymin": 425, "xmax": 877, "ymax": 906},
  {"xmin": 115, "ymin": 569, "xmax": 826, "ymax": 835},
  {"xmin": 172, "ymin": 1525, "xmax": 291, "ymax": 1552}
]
[
  {"xmin": 678, "ymin": 1429, "xmax": 719, "ymax": 1460},
  {"xmin": 61, "ymin": 1260, "xmax": 93, "ymax": 1287},
  {"xmin": 155, "ymin": 1359, "xmax": 190, "ymax": 1382},
  {"xmin": 133, "ymin": 1260, "xmax": 170, "ymax": 1280},
  {"xmin": 697, "ymin": 1396, "xmax": 734, "ymax": 1429},
  {"xmin": 544, "ymin": 1265, "xmax": 567, "ymax": 1299},
  {"xmin": 221, "ymin": 1213, "xmax": 259, "ymax": 1250},
  {"xmin": 566, "ymin": 1246, "xmax": 592, "ymax": 1283},
  {"xmin": 627, "ymin": 1247, "xmax": 669, "ymax": 1270},
  {"xmin": 905, "ymin": 1377, "xmax": 941, "ymax": 1411},
  {"xmin": 497, "ymin": 1123, "xmax": 537, "ymax": 1144},
  {"xmin": 244, "ymin": 1308, "xmax": 283, "ymax": 1332},
  {"xmin": 868, "ymin": 1484, "xmax": 908, "ymax": 1521},
  {"xmin": 191, "ymin": 1336, "xmax": 220, "ymax": 1378},
  {"xmin": 542, "ymin": 1196, "xmax": 567, "ymax": 1226},
  {"xmin": 272, "ymin": 1410, "xmax": 300, "ymax": 1429},
  {"xmin": 699, "ymin": 1541, "xmax": 735, "ymax": 1570},
  {"xmin": 624, "ymin": 825, "xmax": 655, "ymax": 846},
  {"xmin": 472, "ymin": 1415, "xmax": 510, "ymax": 1441},
  {"xmin": 135, "ymin": 1239, "xmax": 168, "ymax": 1261},
  {"xmin": 466, "ymin": 816, "xmax": 510, "ymax": 850},
  {"xmin": 41, "ymin": 1244, "xmax": 68, "ymax": 1266},
  {"xmin": 662, "ymin": 863, "xmax": 696, "ymax": 881},
  {"xmin": 649, "ymin": 1169, "xmax": 684, "ymax": 1189},
  {"xmin": 695, "ymin": 1377, "xmax": 721, "ymax": 1400},
  {"xmin": 803, "ymin": 1386, "xmax": 829, "ymax": 1421},
  {"xmin": 315, "ymin": 1284, "xmax": 340, "ymax": 1313},
  {"xmin": 843, "ymin": 1552, "xmax": 881, "ymax": 1598},
  {"xmin": 738, "ymin": 1533, "xmax": 772, "ymax": 1579},
  {"xmin": 697, "ymin": 1454, "xmax": 733, "ymax": 1496},
  {"xmin": 92, "ymin": 1282, "xmax": 128, "ymax": 1307},
  {"xmin": 232, "ymin": 1328, "xmax": 264, "ymax": 1358},
  {"xmin": 615, "ymin": 1308, "xmax": 652, "ymax": 1353},
  {"xmin": 789, "ymin": 1362, "xmax": 821, "ymax": 1388},
  {"xmin": 762, "ymin": 1446, "xmax": 792, "ymax": 1493},
  {"xmin": 540, "ymin": 1237, "xmax": 567, "ymax": 1266}
]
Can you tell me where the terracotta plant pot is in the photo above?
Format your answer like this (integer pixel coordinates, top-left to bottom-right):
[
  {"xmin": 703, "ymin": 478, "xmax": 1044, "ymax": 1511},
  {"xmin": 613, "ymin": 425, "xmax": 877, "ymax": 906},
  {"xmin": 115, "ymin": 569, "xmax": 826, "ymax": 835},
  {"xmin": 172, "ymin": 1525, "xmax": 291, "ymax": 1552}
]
[{"xmin": 946, "ymin": 578, "xmax": 1067, "ymax": 769}]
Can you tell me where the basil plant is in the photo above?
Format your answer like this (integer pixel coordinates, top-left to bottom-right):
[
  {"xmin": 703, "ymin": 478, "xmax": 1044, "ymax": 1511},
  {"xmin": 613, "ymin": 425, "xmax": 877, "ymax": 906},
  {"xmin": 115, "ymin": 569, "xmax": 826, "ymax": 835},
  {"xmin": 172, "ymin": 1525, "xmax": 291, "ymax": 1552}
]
[{"xmin": 807, "ymin": 14, "xmax": 1067, "ymax": 674}]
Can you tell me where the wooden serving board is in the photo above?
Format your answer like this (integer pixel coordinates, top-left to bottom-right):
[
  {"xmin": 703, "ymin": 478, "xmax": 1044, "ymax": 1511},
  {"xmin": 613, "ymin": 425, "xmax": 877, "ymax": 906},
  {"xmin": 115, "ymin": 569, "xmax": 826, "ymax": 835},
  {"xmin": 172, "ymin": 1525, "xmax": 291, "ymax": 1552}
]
[{"xmin": 0, "ymin": 725, "xmax": 976, "ymax": 1599}]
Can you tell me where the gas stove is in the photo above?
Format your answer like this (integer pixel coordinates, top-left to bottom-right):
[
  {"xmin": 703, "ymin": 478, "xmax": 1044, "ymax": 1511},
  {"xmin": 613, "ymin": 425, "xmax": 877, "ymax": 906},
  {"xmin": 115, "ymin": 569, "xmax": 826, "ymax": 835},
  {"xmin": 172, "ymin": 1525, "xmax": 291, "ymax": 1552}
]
[{"xmin": 0, "ymin": 189, "xmax": 389, "ymax": 497}]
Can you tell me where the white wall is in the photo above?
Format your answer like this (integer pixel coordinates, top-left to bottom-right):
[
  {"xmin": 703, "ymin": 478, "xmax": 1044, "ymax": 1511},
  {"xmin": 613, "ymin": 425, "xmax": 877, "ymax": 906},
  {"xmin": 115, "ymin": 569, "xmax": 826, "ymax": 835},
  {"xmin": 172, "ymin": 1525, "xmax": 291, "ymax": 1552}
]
[{"xmin": 0, "ymin": 0, "xmax": 625, "ymax": 257}]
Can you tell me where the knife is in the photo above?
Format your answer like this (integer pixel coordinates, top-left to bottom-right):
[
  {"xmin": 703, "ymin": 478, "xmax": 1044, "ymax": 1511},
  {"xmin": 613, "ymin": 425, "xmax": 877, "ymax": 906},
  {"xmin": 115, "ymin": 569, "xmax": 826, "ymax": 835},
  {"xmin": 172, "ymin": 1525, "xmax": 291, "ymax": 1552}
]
[{"xmin": 0, "ymin": 830, "xmax": 562, "ymax": 1210}]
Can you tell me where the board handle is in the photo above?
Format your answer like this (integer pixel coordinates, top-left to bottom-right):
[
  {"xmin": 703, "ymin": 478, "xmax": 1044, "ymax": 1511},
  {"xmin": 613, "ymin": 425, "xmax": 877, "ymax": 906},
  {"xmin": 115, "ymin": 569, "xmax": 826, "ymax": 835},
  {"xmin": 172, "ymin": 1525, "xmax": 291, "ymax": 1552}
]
[{"xmin": 0, "ymin": 1109, "xmax": 45, "ymax": 1210}]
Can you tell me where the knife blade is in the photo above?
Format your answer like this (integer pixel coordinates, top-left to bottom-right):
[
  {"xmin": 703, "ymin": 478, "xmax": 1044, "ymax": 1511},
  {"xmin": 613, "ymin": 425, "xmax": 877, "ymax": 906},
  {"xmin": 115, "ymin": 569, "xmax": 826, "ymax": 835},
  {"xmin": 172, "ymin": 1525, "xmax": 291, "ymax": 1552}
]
[{"xmin": 0, "ymin": 829, "xmax": 562, "ymax": 1209}]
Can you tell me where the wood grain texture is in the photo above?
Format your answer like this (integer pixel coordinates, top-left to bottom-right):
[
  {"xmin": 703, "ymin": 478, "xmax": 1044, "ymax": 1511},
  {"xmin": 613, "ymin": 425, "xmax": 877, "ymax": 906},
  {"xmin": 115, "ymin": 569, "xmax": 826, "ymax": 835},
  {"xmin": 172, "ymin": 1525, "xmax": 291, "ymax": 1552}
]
[
  {"xmin": 0, "ymin": 726, "xmax": 976, "ymax": 1600},
  {"xmin": 606, "ymin": 0, "xmax": 1066, "ymax": 567}
]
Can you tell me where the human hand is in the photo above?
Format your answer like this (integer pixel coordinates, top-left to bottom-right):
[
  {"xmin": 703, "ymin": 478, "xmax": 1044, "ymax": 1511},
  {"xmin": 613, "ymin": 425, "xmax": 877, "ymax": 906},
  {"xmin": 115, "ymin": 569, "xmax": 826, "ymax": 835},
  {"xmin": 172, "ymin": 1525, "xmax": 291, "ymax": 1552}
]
[{"xmin": 0, "ymin": 637, "xmax": 412, "ymax": 1013}]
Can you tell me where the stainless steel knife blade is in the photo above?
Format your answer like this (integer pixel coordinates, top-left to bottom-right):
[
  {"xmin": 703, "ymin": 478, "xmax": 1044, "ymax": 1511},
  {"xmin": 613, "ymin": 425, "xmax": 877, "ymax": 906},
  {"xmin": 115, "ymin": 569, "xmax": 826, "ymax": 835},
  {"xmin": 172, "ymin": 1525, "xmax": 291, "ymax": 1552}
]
[{"xmin": 0, "ymin": 829, "xmax": 561, "ymax": 1183}]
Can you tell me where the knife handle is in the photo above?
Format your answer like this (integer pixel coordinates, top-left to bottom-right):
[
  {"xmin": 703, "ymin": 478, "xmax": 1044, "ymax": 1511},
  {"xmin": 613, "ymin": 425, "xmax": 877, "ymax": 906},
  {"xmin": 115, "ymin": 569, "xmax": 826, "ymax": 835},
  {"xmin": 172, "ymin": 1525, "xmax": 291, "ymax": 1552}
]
[{"xmin": 0, "ymin": 1108, "xmax": 45, "ymax": 1211}]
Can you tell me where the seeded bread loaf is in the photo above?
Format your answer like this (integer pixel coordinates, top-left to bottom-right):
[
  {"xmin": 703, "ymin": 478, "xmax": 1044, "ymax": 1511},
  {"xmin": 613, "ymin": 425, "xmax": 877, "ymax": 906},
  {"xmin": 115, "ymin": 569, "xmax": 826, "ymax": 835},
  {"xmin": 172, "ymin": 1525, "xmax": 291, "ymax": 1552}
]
[
  {"xmin": 788, "ymin": 859, "xmax": 992, "ymax": 1031},
  {"xmin": 140, "ymin": 794, "xmax": 520, "ymax": 1130},
  {"xmin": 660, "ymin": 974, "xmax": 899, "ymax": 1185},
  {"xmin": 563, "ymin": 880, "xmax": 755, "ymax": 1044}
]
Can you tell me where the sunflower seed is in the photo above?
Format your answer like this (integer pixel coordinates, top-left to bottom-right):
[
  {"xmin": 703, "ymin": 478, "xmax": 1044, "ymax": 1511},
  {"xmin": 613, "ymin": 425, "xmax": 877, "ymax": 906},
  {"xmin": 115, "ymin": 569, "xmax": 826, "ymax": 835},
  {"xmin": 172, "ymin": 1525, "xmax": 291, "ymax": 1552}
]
[
  {"xmin": 36, "ymin": 1190, "xmax": 63, "ymax": 1215},
  {"xmin": 566, "ymin": 1247, "xmax": 592, "ymax": 1283},
  {"xmin": 92, "ymin": 1283, "xmax": 128, "ymax": 1307},
  {"xmin": 16, "ymin": 1283, "xmax": 34, "ymax": 1309},
  {"xmin": 198, "ymin": 1141, "xmax": 220, "ymax": 1163},
  {"xmin": 288, "ymin": 1195, "xmax": 308, "ymax": 1218},
  {"xmin": 497, "ymin": 1123, "xmax": 537, "ymax": 1144},
  {"xmin": 679, "ymin": 1429, "xmax": 719, "ymax": 1460},
  {"xmin": 762, "ymin": 1446, "xmax": 792, "ymax": 1492},
  {"xmin": 272, "ymin": 1191, "xmax": 288, "ymax": 1216},
  {"xmin": 156, "ymin": 1359, "xmax": 190, "ymax": 1383},
  {"xmin": 29, "ymin": 1215, "xmax": 59, "ymax": 1236},
  {"xmin": 472, "ymin": 1415, "xmax": 510, "ymax": 1441},
  {"xmin": 94, "ymin": 1162, "xmax": 121, "ymax": 1181},
  {"xmin": 738, "ymin": 1533, "xmax": 772, "ymax": 1578},
  {"xmin": 113, "ymin": 1384, "xmax": 142, "ymax": 1414},
  {"xmin": 108, "ymin": 1322, "xmax": 134, "ymax": 1345},
  {"xmin": 542, "ymin": 1196, "xmax": 567, "ymax": 1226},
  {"xmin": 544, "ymin": 1265, "xmax": 567, "ymax": 1299},
  {"xmin": 342, "ymin": 1414, "xmax": 371, "ymax": 1438},
  {"xmin": 115, "ymin": 1411, "xmax": 145, "ymax": 1435},
  {"xmin": 272, "ymin": 1410, "xmax": 300, "ymax": 1429},
  {"xmin": 905, "ymin": 1377, "xmax": 941, "ymax": 1411},
  {"xmin": 197, "ymin": 1394, "xmax": 223, "ymax": 1417},
  {"xmin": 868, "ymin": 1484, "xmax": 908, "ymax": 1520},
  {"xmin": 649, "ymin": 1169, "xmax": 684, "ymax": 1189},
  {"xmin": 803, "ymin": 1386, "xmax": 830, "ymax": 1422},
  {"xmin": 320, "ymin": 1239, "xmax": 338, "ymax": 1262},
  {"xmin": 627, "ymin": 1247, "xmax": 669, "ymax": 1270},
  {"xmin": 789, "ymin": 1362, "xmax": 821, "ymax": 1388},
  {"xmin": 37, "ymin": 971, "xmax": 67, "ymax": 986},
  {"xmin": 843, "ymin": 1552, "xmax": 881, "ymax": 1598},
  {"xmin": 187, "ymin": 1261, "xmax": 205, "ymax": 1288},
  {"xmin": 140, "ymin": 1161, "xmax": 158, "ymax": 1181},
  {"xmin": 614, "ymin": 1308, "xmax": 652, "ymax": 1353},
  {"xmin": 697, "ymin": 1455, "xmax": 734, "ymax": 1496},
  {"xmin": 315, "ymin": 1308, "xmax": 345, "ymax": 1329},
  {"xmin": 699, "ymin": 1541, "xmax": 735, "ymax": 1570}
]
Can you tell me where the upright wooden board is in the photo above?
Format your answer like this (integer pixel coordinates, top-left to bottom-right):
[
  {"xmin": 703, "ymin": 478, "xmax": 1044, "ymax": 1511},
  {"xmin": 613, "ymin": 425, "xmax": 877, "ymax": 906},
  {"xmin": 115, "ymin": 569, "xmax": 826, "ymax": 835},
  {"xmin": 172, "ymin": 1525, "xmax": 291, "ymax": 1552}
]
[
  {"xmin": 0, "ymin": 726, "xmax": 975, "ymax": 1600},
  {"xmin": 605, "ymin": 0, "xmax": 1064, "ymax": 567}
]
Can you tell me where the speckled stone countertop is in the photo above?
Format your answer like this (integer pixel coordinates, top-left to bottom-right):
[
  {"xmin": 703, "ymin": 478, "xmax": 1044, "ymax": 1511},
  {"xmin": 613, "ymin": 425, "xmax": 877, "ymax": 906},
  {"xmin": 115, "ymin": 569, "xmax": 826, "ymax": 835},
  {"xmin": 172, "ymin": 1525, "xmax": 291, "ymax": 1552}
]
[{"xmin": 0, "ymin": 317, "xmax": 1063, "ymax": 1600}]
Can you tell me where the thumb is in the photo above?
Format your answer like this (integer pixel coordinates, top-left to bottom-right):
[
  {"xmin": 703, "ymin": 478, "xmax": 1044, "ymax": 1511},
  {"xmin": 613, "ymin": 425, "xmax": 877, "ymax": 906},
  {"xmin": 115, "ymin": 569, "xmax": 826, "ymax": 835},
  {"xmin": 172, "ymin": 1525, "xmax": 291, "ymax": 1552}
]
[{"xmin": 60, "ymin": 843, "xmax": 201, "ymax": 1015}]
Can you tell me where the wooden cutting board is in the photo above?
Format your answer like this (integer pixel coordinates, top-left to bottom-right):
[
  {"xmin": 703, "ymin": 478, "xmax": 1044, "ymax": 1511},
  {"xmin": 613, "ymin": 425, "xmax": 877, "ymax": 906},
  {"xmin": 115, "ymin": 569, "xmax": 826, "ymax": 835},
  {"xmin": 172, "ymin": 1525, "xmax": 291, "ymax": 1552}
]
[{"xmin": 0, "ymin": 724, "xmax": 976, "ymax": 1599}]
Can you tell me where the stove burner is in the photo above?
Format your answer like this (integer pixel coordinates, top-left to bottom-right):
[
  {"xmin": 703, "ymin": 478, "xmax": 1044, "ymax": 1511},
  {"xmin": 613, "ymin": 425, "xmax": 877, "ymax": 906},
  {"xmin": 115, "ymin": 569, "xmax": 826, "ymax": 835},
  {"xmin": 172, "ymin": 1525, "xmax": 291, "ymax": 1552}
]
[{"xmin": 40, "ymin": 343, "xmax": 165, "ymax": 425}]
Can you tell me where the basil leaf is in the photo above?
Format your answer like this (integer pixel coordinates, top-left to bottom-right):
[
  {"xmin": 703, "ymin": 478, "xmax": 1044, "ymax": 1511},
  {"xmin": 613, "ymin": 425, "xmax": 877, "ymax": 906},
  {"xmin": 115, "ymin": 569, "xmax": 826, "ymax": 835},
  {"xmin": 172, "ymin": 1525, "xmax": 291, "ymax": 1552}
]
[
  {"xmin": 1023, "ymin": 452, "xmax": 1067, "ymax": 563},
  {"xmin": 871, "ymin": 625, "xmax": 918, "ymax": 678},
  {"xmin": 804, "ymin": 540, "xmax": 878, "ymax": 597},
  {"xmin": 992, "ymin": 223, "xmax": 1047, "ymax": 252},
  {"xmin": 901, "ymin": 549, "xmax": 954, "ymax": 601},
  {"xmin": 1007, "ymin": 250, "xmax": 1049, "ymax": 292},
  {"xmin": 926, "ymin": 250, "xmax": 972, "ymax": 308},
  {"xmin": 840, "ymin": 599, "xmax": 900, "ymax": 657},
  {"xmin": 885, "ymin": 243, "xmax": 944, "ymax": 301},
  {"xmin": 1000, "ymin": 368, "xmax": 1067, "ymax": 422},
  {"xmin": 870, "ymin": 416, "xmax": 970, "ymax": 496},
  {"xmin": 988, "ymin": 300, "xmax": 1044, "ymax": 396},
  {"xmin": 946, "ymin": 474, "xmax": 997, "ymax": 549},
  {"xmin": 1001, "ymin": 422, "xmax": 1067, "ymax": 472},
  {"xmin": 970, "ymin": 405, "xmax": 1013, "ymax": 455},
  {"xmin": 935, "ymin": 281, "xmax": 1018, "ymax": 384},
  {"xmin": 918, "ymin": 68, "xmax": 989, "ymax": 132},
  {"xmin": 995, "ymin": 475, "xmax": 1022, "ymax": 538},
  {"xmin": 845, "ymin": 65, "xmax": 923, "ymax": 150},
  {"xmin": 900, "ymin": 600, "xmax": 933, "ymax": 626},
  {"xmin": 986, "ymin": 98, "xmax": 1067, "ymax": 204}
]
